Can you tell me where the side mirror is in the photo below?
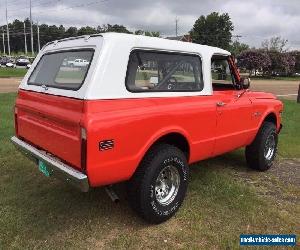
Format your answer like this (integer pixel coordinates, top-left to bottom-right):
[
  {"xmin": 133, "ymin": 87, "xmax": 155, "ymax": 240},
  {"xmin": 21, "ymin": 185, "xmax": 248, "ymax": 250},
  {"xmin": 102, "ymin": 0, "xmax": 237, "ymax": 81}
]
[{"xmin": 240, "ymin": 77, "xmax": 250, "ymax": 89}]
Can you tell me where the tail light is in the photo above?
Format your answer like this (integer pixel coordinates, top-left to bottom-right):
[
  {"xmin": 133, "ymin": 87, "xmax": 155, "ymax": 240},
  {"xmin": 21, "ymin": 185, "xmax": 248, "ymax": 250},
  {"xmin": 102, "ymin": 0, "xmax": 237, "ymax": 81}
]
[
  {"xmin": 81, "ymin": 127, "xmax": 87, "ymax": 172},
  {"xmin": 14, "ymin": 106, "xmax": 18, "ymax": 136}
]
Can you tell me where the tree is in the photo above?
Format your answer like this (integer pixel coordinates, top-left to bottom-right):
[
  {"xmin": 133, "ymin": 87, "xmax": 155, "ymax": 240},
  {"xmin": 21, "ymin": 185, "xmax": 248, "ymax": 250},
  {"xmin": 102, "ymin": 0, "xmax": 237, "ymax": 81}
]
[
  {"xmin": 229, "ymin": 41, "xmax": 249, "ymax": 56},
  {"xmin": 291, "ymin": 51, "xmax": 300, "ymax": 72},
  {"xmin": 265, "ymin": 50, "xmax": 296, "ymax": 75},
  {"xmin": 99, "ymin": 24, "xmax": 131, "ymax": 34},
  {"xmin": 280, "ymin": 52, "xmax": 296, "ymax": 75},
  {"xmin": 144, "ymin": 31, "xmax": 160, "ymax": 37},
  {"xmin": 78, "ymin": 26, "xmax": 98, "ymax": 36},
  {"xmin": 261, "ymin": 36, "xmax": 288, "ymax": 52},
  {"xmin": 190, "ymin": 12, "xmax": 234, "ymax": 50},
  {"xmin": 134, "ymin": 30, "xmax": 160, "ymax": 37},
  {"xmin": 65, "ymin": 27, "xmax": 78, "ymax": 38},
  {"xmin": 0, "ymin": 19, "xmax": 134, "ymax": 54},
  {"xmin": 238, "ymin": 49, "xmax": 271, "ymax": 76},
  {"xmin": 134, "ymin": 30, "xmax": 144, "ymax": 35}
]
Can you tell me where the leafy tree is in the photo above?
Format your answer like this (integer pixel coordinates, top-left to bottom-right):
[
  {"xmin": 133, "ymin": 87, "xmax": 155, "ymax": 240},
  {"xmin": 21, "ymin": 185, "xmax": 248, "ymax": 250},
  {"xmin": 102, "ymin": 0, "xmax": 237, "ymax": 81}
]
[
  {"xmin": 0, "ymin": 19, "xmax": 135, "ymax": 54},
  {"xmin": 134, "ymin": 30, "xmax": 144, "ymax": 35},
  {"xmin": 261, "ymin": 36, "xmax": 288, "ymax": 52},
  {"xmin": 78, "ymin": 26, "xmax": 98, "ymax": 36},
  {"xmin": 266, "ymin": 50, "xmax": 296, "ymax": 75},
  {"xmin": 134, "ymin": 30, "xmax": 160, "ymax": 37},
  {"xmin": 280, "ymin": 52, "xmax": 296, "ymax": 74},
  {"xmin": 291, "ymin": 51, "xmax": 300, "ymax": 72},
  {"xmin": 190, "ymin": 12, "xmax": 234, "ymax": 50},
  {"xmin": 144, "ymin": 31, "xmax": 160, "ymax": 37},
  {"xmin": 267, "ymin": 50, "xmax": 282, "ymax": 73},
  {"xmin": 229, "ymin": 41, "xmax": 249, "ymax": 56},
  {"xmin": 65, "ymin": 27, "xmax": 78, "ymax": 38},
  {"xmin": 238, "ymin": 49, "xmax": 271, "ymax": 76},
  {"xmin": 99, "ymin": 24, "xmax": 131, "ymax": 34}
]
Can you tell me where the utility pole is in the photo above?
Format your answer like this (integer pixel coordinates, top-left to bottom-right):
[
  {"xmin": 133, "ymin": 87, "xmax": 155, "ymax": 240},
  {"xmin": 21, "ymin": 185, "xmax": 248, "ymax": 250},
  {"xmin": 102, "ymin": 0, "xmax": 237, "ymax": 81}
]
[
  {"xmin": 5, "ymin": 0, "xmax": 11, "ymax": 56},
  {"xmin": 2, "ymin": 29, "xmax": 5, "ymax": 55},
  {"xmin": 37, "ymin": 21, "xmax": 40, "ymax": 52},
  {"xmin": 175, "ymin": 17, "xmax": 178, "ymax": 38},
  {"xmin": 24, "ymin": 22, "xmax": 28, "ymax": 55},
  {"xmin": 30, "ymin": 0, "xmax": 34, "ymax": 55}
]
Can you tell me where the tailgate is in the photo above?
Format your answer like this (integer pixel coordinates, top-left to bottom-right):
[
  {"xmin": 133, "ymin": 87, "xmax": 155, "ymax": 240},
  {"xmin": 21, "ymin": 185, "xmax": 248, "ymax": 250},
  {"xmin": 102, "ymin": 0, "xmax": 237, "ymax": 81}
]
[{"xmin": 16, "ymin": 90, "xmax": 84, "ymax": 170}]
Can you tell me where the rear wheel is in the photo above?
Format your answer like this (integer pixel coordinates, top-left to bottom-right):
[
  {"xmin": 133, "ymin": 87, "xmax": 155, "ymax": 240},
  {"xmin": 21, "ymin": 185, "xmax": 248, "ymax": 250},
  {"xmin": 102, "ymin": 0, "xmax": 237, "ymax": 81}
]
[
  {"xmin": 245, "ymin": 121, "xmax": 278, "ymax": 171},
  {"xmin": 127, "ymin": 144, "xmax": 189, "ymax": 224}
]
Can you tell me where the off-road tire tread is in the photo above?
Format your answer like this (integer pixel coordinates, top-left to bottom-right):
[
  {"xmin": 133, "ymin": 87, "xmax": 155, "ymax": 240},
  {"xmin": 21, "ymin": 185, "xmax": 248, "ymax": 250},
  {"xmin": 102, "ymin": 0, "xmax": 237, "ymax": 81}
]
[
  {"xmin": 127, "ymin": 143, "xmax": 187, "ymax": 223},
  {"xmin": 245, "ymin": 121, "xmax": 277, "ymax": 171}
]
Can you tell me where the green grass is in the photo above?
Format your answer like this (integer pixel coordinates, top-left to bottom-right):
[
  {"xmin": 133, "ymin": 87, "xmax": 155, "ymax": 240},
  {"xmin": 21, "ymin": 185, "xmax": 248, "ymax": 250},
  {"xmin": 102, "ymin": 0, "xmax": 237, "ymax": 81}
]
[
  {"xmin": 0, "ymin": 68, "xmax": 28, "ymax": 78},
  {"xmin": 278, "ymin": 100, "xmax": 300, "ymax": 158},
  {"xmin": 0, "ymin": 93, "xmax": 299, "ymax": 249}
]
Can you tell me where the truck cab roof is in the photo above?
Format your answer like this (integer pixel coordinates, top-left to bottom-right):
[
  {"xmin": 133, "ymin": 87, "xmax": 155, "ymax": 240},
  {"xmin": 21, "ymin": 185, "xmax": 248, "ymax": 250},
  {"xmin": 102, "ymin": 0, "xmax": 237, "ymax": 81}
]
[{"xmin": 19, "ymin": 33, "xmax": 231, "ymax": 100}]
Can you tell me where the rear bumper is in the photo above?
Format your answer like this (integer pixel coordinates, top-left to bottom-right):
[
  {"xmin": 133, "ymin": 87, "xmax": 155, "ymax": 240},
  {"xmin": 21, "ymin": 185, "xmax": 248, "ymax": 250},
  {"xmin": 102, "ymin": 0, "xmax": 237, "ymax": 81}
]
[{"xmin": 11, "ymin": 136, "xmax": 89, "ymax": 192}]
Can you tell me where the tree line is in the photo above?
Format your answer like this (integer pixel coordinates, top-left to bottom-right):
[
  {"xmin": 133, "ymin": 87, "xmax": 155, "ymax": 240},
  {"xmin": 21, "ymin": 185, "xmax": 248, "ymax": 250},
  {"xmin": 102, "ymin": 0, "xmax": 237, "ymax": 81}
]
[
  {"xmin": 0, "ymin": 18, "xmax": 160, "ymax": 55},
  {"xmin": 190, "ymin": 12, "xmax": 300, "ymax": 75},
  {"xmin": 1, "ymin": 12, "xmax": 299, "ymax": 75}
]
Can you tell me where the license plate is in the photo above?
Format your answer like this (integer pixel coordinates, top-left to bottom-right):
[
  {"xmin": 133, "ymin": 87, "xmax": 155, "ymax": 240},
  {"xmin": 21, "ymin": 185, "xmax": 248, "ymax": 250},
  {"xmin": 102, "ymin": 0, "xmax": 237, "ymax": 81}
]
[{"xmin": 38, "ymin": 160, "xmax": 51, "ymax": 177}]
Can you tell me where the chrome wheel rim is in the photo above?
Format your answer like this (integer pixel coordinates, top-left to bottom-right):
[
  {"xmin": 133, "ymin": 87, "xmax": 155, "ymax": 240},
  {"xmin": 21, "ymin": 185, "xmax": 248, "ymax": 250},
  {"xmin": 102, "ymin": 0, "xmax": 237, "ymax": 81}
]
[
  {"xmin": 155, "ymin": 165, "xmax": 180, "ymax": 206},
  {"xmin": 264, "ymin": 133, "xmax": 276, "ymax": 160}
]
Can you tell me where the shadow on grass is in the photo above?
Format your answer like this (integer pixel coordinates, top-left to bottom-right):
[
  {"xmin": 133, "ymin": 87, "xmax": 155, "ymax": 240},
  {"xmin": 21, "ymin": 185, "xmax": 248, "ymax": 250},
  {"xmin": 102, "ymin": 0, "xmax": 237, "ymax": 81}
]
[{"xmin": 1, "ymin": 149, "xmax": 250, "ymax": 234}]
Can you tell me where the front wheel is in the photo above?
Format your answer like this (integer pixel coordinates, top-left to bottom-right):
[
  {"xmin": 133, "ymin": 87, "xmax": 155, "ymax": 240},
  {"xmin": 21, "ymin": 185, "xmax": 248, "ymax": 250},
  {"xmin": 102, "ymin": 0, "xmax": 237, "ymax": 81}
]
[
  {"xmin": 246, "ymin": 121, "xmax": 278, "ymax": 171},
  {"xmin": 127, "ymin": 144, "xmax": 189, "ymax": 224}
]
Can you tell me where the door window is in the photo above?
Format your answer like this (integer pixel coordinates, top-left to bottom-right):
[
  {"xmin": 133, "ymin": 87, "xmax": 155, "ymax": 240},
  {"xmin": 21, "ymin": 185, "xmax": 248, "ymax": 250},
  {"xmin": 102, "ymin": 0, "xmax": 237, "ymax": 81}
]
[
  {"xmin": 126, "ymin": 50, "xmax": 204, "ymax": 92},
  {"xmin": 211, "ymin": 56, "xmax": 236, "ymax": 90}
]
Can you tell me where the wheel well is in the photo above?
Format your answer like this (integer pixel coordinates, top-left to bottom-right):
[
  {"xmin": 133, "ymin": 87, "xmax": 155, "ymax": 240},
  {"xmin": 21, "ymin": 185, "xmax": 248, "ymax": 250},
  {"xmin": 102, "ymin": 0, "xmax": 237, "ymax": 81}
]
[
  {"xmin": 264, "ymin": 112, "xmax": 277, "ymax": 126},
  {"xmin": 153, "ymin": 133, "xmax": 190, "ymax": 160}
]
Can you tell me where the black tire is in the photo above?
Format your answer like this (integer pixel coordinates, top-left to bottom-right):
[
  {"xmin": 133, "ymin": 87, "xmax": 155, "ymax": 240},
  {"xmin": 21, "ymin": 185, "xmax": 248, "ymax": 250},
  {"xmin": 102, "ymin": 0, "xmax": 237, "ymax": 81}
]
[
  {"xmin": 245, "ymin": 121, "xmax": 278, "ymax": 171},
  {"xmin": 127, "ymin": 144, "xmax": 189, "ymax": 224}
]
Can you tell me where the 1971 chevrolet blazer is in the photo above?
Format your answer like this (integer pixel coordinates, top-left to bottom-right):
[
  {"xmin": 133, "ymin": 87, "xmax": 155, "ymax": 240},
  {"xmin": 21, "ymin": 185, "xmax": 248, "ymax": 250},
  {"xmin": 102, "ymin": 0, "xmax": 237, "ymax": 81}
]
[{"xmin": 11, "ymin": 33, "xmax": 283, "ymax": 223}]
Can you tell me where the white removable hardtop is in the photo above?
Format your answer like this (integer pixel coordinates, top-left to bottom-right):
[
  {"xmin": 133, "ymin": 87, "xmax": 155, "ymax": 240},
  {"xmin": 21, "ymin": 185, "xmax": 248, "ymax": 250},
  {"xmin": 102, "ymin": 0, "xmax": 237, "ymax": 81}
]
[{"xmin": 19, "ymin": 33, "xmax": 230, "ymax": 100}]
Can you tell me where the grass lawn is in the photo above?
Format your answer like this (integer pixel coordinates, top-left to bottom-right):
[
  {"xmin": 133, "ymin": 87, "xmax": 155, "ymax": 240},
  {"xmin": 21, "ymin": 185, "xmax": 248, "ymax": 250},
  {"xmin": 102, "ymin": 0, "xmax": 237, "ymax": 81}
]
[
  {"xmin": 0, "ymin": 68, "xmax": 27, "ymax": 78},
  {"xmin": 0, "ymin": 94, "xmax": 299, "ymax": 249}
]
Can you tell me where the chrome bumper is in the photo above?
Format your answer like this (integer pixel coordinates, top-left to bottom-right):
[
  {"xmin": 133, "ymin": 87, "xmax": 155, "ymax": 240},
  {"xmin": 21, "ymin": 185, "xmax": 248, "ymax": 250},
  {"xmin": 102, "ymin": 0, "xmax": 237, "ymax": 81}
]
[{"xmin": 11, "ymin": 136, "xmax": 89, "ymax": 192}]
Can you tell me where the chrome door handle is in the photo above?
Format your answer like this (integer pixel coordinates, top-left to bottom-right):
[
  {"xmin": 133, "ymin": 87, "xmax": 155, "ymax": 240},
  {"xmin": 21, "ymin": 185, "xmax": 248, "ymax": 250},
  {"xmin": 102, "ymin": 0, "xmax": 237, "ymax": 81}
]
[{"xmin": 216, "ymin": 101, "xmax": 226, "ymax": 107}]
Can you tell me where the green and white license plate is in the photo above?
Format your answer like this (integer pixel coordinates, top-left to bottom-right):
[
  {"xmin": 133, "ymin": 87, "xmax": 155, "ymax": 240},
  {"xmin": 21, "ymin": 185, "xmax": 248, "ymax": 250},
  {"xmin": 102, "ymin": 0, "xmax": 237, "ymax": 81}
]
[{"xmin": 38, "ymin": 160, "xmax": 51, "ymax": 177}]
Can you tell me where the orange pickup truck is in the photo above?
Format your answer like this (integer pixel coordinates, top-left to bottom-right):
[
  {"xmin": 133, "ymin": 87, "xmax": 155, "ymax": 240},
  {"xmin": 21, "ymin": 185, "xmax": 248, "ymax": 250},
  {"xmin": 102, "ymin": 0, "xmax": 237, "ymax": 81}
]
[{"xmin": 11, "ymin": 33, "xmax": 283, "ymax": 223}]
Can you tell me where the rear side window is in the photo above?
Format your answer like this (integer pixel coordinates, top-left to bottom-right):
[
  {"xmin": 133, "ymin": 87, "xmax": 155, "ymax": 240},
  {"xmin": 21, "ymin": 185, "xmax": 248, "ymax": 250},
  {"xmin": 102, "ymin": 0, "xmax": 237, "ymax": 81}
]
[
  {"xmin": 28, "ymin": 50, "xmax": 94, "ymax": 90},
  {"xmin": 126, "ymin": 50, "xmax": 203, "ymax": 92}
]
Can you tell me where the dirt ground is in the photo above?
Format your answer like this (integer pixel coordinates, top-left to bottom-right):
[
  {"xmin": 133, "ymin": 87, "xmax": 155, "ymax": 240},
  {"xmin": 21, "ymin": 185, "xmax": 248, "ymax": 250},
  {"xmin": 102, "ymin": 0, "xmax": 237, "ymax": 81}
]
[
  {"xmin": 250, "ymin": 80, "xmax": 299, "ymax": 100},
  {"xmin": 0, "ymin": 77, "xmax": 299, "ymax": 100},
  {"xmin": 0, "ymin": 78, "xmax": 22, "ymax": 93}
]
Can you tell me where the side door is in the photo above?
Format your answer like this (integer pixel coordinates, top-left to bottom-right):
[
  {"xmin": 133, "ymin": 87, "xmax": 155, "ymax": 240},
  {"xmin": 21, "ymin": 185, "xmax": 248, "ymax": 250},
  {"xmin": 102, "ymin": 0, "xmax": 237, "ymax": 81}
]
[
  {"xmin": 125, "ymin": 50, "xmax": 218, "ymax": 162},
  {"xmin": 211, "ymin": 55, "xmax": 253, "ymax": 156}
]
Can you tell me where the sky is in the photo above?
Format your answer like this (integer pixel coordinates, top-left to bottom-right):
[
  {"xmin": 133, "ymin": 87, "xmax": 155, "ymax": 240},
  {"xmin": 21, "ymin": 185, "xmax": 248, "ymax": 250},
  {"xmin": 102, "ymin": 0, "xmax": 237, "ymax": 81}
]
[{"xmin": 1, "ymin": 0, "xmax": 300, "ymax": 50}]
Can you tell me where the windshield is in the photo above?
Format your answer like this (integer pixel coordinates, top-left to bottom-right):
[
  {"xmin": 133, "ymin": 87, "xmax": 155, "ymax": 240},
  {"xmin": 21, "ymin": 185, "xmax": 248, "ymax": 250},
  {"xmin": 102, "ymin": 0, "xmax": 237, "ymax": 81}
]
[{"xmin": 28, "ymin": 49, "xmax": 94, "ymax": 90}]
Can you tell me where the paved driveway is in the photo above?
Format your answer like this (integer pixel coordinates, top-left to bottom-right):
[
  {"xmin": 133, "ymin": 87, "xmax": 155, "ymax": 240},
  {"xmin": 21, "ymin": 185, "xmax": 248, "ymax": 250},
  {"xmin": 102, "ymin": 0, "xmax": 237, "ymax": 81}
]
[{"xmin": 0, "ymin": 78, "xmax": 22, "ymax": 93}]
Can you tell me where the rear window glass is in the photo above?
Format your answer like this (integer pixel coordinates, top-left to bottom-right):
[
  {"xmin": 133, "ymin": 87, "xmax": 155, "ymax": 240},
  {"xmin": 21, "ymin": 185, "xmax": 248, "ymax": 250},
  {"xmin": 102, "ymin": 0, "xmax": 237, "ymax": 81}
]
[{"xmin": 28, "ymin": 50, "xmax": 94, "ymax": 90}]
